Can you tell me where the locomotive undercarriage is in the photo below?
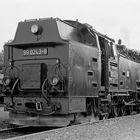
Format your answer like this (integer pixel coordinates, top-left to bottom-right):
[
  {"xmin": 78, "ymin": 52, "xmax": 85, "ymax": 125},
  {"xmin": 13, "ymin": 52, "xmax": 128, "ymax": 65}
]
[
  {"xmin": 111, "ymin": 91, "xmax": 140, "ymax": 116},
  {"xmin": 68, "ymin": 91, "xmax": 140, "ymax": 125},
  {"xmin": 4, "ymin": 89, "xmax": 140, "ymax": 127},
  {"xmin": 82, "ymin": 90, "xmax": 140, "ymax": 122},
  {"xmin": 101, "ymin": 91, "xmax": 140, "ymax": 118}
]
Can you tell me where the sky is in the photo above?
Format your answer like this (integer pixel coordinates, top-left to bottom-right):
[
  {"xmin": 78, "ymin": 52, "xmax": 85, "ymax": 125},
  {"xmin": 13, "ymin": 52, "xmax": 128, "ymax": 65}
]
[{"xmin": 0, "ymin": 0, "xmax": 140, "ymax": 51}]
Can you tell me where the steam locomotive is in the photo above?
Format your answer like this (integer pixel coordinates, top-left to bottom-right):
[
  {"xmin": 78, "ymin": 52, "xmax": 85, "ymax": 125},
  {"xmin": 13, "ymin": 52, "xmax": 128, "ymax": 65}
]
[{"xmin": 2, "ymin": 17, "xmax": 140, "ymax": 126}]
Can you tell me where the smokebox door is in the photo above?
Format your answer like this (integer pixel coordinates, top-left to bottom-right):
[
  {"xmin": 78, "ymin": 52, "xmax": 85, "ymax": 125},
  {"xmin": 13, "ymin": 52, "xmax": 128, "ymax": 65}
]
[{"xmin": 21, "ymin": 63, "xmax": 46, "ymax": 89}]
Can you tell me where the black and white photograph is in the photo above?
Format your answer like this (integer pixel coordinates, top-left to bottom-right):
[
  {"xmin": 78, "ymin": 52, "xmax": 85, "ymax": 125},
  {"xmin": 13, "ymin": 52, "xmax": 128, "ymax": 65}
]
[{"xmin": 0, "ymin": 0, "xmax": 140, "ymax": 139}]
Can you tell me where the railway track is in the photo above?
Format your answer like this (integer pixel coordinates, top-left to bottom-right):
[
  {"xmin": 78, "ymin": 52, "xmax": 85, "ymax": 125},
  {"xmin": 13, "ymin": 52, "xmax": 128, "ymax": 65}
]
[{"xmin": 0, "ymin": 126, "xmax": 57, "ymax": 139}]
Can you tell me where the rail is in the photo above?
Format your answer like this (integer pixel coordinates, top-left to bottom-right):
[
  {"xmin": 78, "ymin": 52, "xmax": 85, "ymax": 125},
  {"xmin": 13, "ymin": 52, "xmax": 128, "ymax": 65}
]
[{"xmin": 0, "ymin": 126, "xmax": 57, "ymax": 139}]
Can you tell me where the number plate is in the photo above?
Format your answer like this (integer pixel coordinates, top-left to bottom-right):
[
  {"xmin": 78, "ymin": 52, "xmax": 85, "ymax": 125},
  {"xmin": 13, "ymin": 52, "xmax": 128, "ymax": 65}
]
[{"xmin": 23, "ymin": 48, "xmax": 48, "ymax": 56}]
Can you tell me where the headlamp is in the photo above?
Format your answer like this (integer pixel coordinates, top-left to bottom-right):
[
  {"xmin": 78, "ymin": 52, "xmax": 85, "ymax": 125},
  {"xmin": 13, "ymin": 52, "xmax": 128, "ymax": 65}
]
[
  {"xmin": 2, "ymin": 76, "xmax": 11, "ymax": 86},
  {"xmin": 31, "ymin": 24, "xmax": 38, "ymax": 34},
  {"xmin": 31, "ymin": 24, "xmax": 42, "ymax": 35},
  {"xmin": 50, "ymin": 75, "xmax": 59, "ymax": 86}
]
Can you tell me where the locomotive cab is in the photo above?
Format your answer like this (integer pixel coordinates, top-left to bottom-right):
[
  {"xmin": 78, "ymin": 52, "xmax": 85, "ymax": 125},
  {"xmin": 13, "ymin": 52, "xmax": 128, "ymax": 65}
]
[{"xmin": 98, "ymin": 36, "xmax": 118, "ymax": 91}]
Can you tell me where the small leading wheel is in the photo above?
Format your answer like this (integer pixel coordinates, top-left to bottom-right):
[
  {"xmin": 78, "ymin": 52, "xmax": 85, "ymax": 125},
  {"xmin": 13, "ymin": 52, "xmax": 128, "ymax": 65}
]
[
  {"xmin": 112, "ymin": 105, "xmax": 120, "ymax": 117},
  {"xmin": 120, "ymin": 105, "xmax": 127, "ymax": 116}
]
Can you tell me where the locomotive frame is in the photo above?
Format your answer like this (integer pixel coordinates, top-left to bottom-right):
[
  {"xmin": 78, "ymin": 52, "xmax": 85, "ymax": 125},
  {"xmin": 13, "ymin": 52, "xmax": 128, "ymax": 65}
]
[{"xmin": 2, "ymin": 17, "xmax": 140, "ymax": 126}]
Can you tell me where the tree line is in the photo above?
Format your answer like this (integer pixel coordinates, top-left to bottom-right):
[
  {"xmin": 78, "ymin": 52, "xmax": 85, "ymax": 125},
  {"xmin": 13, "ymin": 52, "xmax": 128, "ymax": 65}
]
[{"xmin": 116, "ymin": 45, "xmax": 140, "ymax": 63}]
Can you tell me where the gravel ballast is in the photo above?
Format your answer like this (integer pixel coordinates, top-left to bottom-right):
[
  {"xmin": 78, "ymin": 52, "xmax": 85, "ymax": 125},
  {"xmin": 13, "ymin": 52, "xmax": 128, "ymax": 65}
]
[{"xmin": 7, "ymin": 114, "xmax": 140, "ymax": 140}]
